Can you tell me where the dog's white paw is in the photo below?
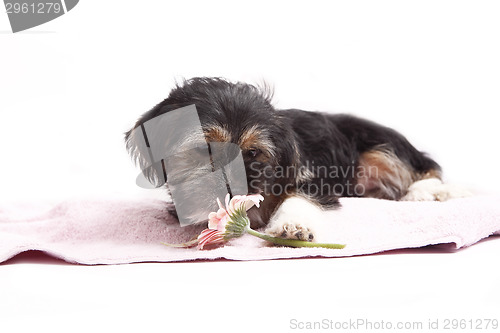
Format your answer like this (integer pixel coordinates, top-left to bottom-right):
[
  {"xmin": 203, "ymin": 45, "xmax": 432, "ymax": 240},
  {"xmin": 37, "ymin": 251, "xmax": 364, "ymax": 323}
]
[
  {"xmin": 265, "ymin": 196, "xmax": 322, "ymax": 242},
  {"xmin": 266, "ymin": 221, "xmax": 315, "ymax": 241},
  {"xmin": 402, "ymin": 178, "xmax": 472, "ymax": 201}
]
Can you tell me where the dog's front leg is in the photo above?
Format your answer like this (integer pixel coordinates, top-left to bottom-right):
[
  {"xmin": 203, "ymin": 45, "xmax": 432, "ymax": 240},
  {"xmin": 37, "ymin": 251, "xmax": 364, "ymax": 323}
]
[{"xmin": 265, "ymin": 195, "xmax": 323, "ymax": 242}]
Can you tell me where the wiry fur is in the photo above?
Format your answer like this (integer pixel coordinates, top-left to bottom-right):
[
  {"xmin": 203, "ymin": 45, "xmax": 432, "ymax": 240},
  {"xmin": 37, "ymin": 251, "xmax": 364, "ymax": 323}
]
[{"xmin": 125, "ymin": 77, "xmax": 459, "ymax": 240}]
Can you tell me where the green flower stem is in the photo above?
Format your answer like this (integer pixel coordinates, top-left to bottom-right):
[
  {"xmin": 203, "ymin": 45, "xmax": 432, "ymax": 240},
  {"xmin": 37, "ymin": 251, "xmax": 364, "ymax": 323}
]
[{"xmin": 246, "ymin": 228, "xmax": 346, "ymax": 249}]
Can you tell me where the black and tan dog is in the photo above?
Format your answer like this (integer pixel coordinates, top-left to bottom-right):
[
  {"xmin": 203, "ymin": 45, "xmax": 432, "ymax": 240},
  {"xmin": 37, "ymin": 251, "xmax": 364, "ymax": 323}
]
[{"xmin": 126, "ymin": 77, "xmax": 469, "ymax": 241}]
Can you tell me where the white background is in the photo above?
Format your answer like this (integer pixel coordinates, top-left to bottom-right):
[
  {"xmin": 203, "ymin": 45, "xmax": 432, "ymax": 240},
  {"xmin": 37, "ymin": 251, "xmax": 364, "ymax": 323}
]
[{"xmin": 1, "ymin": 1, "xmax": 499, "ymax": 332}]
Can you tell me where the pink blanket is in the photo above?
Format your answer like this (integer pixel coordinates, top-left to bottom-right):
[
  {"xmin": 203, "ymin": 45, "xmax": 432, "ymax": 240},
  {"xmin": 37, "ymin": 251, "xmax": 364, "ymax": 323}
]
[{"xmin": 1, "ymin": 196, "xmax": 499, "ymax": 264}]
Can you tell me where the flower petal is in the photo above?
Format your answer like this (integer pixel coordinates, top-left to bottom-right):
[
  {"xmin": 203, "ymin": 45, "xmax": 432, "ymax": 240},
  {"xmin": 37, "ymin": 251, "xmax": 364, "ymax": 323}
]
[
  {"xmin": 224, "ymin": 193, "xmax": 231, "ymax": 211},
  {"xmin": 217, "ymin": 215, "xmax": 228, "ymax": 232},
  {"xmin": 227, "ymin": 196, "xmax": 242, "ymax": 214},
  {"xmin": 216, "ymin": 208, "xmax": 226, "ymax": 219},
  {"xmin": 228, "ymin": 194, "xmax": 265, "ymax": 212},
  {"xmin": 208, "ymin": 212, "xmax": 219, "ymax": 230},
  {"xmin": 216, "ymin": 197, "xmax": 224, "ymax": 210},
  {"xmin": 245, "ymin": 194, "xmax": 265, "ymax": 209},
  {"xmin": 197, "ymin": 229, "xmax": 225, "ymax": 250}
]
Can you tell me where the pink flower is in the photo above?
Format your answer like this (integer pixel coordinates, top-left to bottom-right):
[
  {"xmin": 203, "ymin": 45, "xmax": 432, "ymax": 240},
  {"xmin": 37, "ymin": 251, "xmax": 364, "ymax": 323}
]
[
  {"xmin": 198, "ymin": 193, "xmax": 264, "ymax": 250},
  {"xmin": 207, "ymin": 193, "xmax": 264, "ymax": 231}
]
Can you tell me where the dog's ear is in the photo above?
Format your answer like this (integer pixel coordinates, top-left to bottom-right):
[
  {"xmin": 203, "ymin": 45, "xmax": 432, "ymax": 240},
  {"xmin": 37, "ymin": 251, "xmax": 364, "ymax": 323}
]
[
  {"xmin": 125, "ymin": 102, "xmax": 190, "ymax": 188},
  {"xmin": 125, "ymin": 118, "xmax": 163, "ymax": 188}
]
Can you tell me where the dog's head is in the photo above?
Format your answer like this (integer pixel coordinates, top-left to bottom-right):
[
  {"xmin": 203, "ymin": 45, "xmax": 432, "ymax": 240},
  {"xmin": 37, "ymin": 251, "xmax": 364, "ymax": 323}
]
[{"xmin": 125, "ymin": 77, "xmax": 300, "ymax": 223}]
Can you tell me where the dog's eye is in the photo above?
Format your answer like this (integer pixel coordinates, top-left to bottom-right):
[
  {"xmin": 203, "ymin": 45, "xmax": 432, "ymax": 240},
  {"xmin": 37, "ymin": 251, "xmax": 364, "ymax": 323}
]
[{"xmin": 248, "ymin": 148, "xmax": 261, "ymax": 158}]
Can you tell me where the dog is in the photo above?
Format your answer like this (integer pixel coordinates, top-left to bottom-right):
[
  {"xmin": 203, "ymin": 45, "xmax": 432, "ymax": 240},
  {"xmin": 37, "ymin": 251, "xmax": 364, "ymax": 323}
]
[{"xmin": 125, "ymin": 77, "xmax": 469, "ymax": 241}]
